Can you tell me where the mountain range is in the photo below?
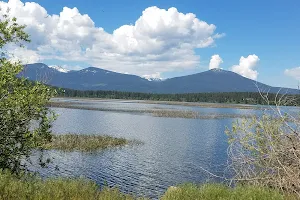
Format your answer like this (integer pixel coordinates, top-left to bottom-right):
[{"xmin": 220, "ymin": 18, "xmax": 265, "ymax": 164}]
[{"xmin": 20, "ymin": 63, "xmax": 299, "ymax": 94}]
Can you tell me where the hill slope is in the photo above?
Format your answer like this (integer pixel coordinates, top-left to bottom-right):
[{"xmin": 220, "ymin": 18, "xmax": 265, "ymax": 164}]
[{"xmin": 20, "ymin": 63, "xmax": 298, "ymax": 94}]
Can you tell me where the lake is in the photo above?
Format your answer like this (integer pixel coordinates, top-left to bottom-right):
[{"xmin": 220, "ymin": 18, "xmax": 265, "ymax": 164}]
[{"xmin": 28, "ymin": 98, "xmax": 284, "ymax": 199}]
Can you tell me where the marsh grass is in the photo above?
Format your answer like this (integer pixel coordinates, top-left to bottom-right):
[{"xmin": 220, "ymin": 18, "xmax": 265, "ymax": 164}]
[
  {"xmin": 0, "ymin": 172, "xmax": 294, "ymax": 200},
  {"xmin": 151, "ymin": 110, "xmax": 200, "ymax": 118},
  {"xmin": 42, "ymin": 134, "xmax": 136, "ymax": 152},
  {"xmin": 152, "ymin": 109, "xmax": 253, "ymax": 119},
  {"xmin": 0, "ymin": 170, "xmax": 138, "ymax": 200},
  {"xmin": 161, "ymin": 184, "xmax": 296, "ymax": 200},
  {"xmin": 136, "ymin": 100, "xmax": 263, "ymax": 110}
]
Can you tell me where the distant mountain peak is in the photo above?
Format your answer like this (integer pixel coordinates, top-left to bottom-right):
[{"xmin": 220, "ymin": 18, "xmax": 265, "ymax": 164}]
[
  {"xmin": 49, "ymin": 65, "xmax": 70, "ymax": 73},
  {"xmin": 143, "ymin": 77, "xmax": 164, "ymax": 82},
  {"xmin": 210, "ymin": 68, "xmax": 224, "ymax": 72}
]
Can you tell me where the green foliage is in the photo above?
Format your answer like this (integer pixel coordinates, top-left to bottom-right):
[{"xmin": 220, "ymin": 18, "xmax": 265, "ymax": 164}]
[
  {"xmin": 0, "ymin": 8, "xmax": 30, "ymax": 50},
  {"xmin": 161, "ymin": 184, "xmax": 295, "ymax": 200},
  {"xmin": 0, "ymin": 12, "xmax": 56, "ymax": 173}
]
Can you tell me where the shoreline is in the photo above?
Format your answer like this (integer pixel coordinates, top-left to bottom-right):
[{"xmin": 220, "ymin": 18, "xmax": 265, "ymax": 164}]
[
  {"xmin": 52, "ymin": 97, "xmax": 267, "ymax": 110},
  {"xmin": 48, "ymin": 100, "xmax": 254, "ymax": 119}
]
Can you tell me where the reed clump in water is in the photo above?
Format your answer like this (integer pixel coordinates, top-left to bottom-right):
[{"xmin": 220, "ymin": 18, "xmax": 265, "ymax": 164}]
[
  {"xmin": 42, "ymin": 134, "xmax": 131, "ymax": 152},
  {"xmin": 151, "ymin": 109, "xmax": 253, "ymax": 119},
  {"xmin": 151, "ymin": 110, "xmax": 200, "ymax": 119}
]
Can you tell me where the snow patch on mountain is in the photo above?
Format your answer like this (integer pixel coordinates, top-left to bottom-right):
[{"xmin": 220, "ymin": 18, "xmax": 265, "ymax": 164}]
[
  {"xmin": 49, "ymin": 65, "xmax": 70, "ymax": 73},
  {"xmin": 145, "ymin": 77, "xmax": 164, "ymax": 82},
  {"xmin": 142, "ymin": 72, "xmax": 164, "ymax": 81},
  {"xmin": 210, "ymin": 68, "xmax": 223, "ymax": 72}
]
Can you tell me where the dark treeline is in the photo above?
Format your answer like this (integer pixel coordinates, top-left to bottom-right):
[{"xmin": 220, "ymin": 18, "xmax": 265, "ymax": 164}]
[{"xmin": 55, "ymin": 88, "xmax": 300, "ymax": 106}]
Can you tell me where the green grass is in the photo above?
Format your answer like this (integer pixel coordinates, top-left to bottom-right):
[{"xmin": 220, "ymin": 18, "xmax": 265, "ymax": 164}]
[
  {"xmin": 0, "ymin": 171, "xmax": 296, "ymax": 200},
  {"xmin": 42, "ymin": 134, "xmax": 135, "ymax": 152},
  {"xmin": 0, "ymin": 170, "xmax": 138, "ymax": 200},
  {"xmin": 161, "ymin": 184, "xmax": 296, "ymax": 200}
]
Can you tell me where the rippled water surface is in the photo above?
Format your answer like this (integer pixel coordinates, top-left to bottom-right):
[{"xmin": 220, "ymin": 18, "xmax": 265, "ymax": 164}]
[{"xmin": 29, "ymin": 99, "xmax": 286, "ymax": 199}]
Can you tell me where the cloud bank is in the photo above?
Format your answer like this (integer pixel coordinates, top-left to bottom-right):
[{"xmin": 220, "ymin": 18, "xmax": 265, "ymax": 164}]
[
  {"xmin": 0, "ymin": 0, "xmax": 224, "ymax": 77},
  {"xmin": 231, "ymin": 54, "xmax": 260, "ymax": 80},
  {"xmin": 284, "ymin": 67, "xmax": 300, "ymax": 80}
]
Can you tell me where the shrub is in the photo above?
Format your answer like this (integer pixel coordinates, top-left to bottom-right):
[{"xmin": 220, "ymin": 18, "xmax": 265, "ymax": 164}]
[{"xmin": 226, "ymin": 113, "xmax": 300, "ymax": 197}]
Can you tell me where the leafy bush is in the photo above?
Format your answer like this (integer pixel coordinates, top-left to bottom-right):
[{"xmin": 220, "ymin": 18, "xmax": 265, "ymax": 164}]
[{"xmin": 0, "ymin": 10, "xmax": 56, "ymax": 173}]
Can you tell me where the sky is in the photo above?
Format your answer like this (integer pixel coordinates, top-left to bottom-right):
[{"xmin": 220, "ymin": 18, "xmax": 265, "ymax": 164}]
[{"xmin": 1, "ymin": 0, "xmax": 300, "ymax": 88}]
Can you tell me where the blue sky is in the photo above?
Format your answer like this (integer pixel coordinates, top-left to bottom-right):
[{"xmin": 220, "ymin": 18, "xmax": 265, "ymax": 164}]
[{"xmin": 3, "ymin": 0, "xmax": 300, "ymax": 88}]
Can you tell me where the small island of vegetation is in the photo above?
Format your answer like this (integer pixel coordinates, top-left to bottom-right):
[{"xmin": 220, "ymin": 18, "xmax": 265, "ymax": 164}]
[{"xmin": 42, "ymin": 134, "xmax": 135, "ymax": 152}]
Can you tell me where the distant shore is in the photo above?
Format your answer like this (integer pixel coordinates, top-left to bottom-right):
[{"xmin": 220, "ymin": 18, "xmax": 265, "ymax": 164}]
[
  {"xmin": 52, "ymin": 97, "xmax": 265, "ymax": 110},
  {"xmin": 48, "ymin": 98, "xmax": 256, "ymax": 119}
]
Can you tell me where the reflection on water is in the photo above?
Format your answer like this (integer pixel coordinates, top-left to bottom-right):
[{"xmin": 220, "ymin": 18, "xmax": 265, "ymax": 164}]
[{"xmin": 29, "ymin": 99, "xmax": 298, "ymax": 199}]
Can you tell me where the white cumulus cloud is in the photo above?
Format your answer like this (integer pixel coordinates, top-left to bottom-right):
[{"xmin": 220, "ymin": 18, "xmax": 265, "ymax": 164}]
[
  {"xmin": 0, "ymin": 0, "xmax": 224, "ymax": 77},
  {"xmin": 209, "ymin": 54, "xmax": 223, "ymax": 70},
  {"xmin": 284, "ymin": 67, "xmax": 300, "ymax": 80},
  {"xmin": 231, "ymin": 54, "xmax": 260, "ymax": 80},
  {"xmin": 8, "ymin": 47, "xmax": 40, "ymax": 63}
]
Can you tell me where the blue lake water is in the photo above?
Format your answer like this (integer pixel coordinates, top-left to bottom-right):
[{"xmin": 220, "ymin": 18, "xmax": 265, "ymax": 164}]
[{"xmin": 28, "ymin": 99, "xmax": 299, "ymax": 199}]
